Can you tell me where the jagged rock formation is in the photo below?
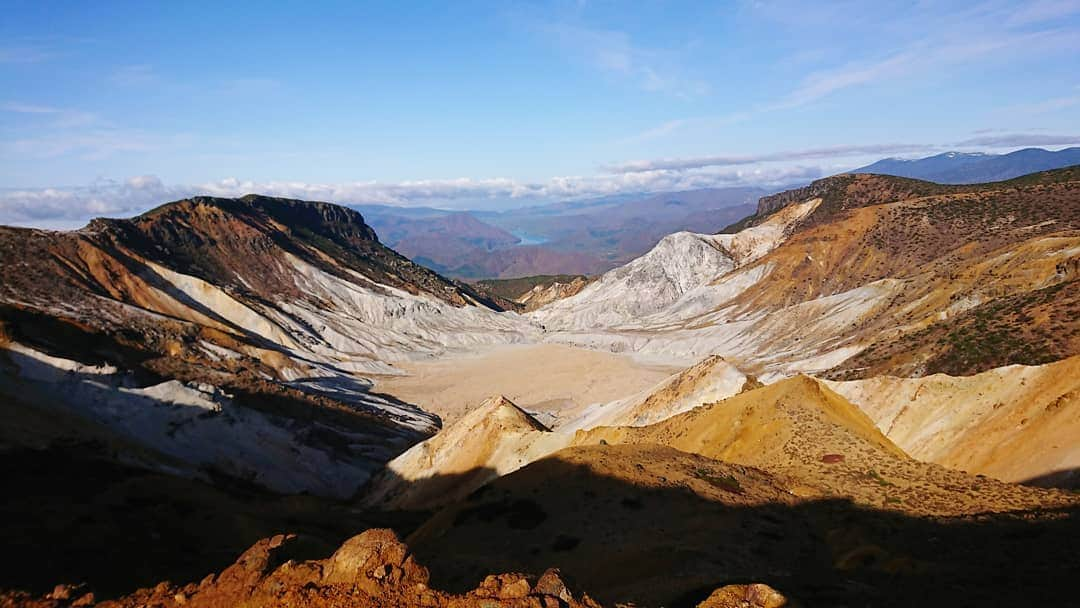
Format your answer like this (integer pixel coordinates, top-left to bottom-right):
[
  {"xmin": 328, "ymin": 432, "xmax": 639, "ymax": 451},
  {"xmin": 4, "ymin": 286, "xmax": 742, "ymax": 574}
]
[
  {"xmin": 0, "ymin": 529, "xmax": 787, "ymax": 608},
  {"xmin": 697, "ymin": 584, "xmax": 788, "ymax": 608}
]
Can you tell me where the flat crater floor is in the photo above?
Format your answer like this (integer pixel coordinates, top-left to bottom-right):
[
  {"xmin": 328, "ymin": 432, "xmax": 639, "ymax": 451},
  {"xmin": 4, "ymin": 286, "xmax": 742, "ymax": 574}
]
[{"xmin": 373, "ymin": 343, "xmax": 682, "ymax": 426}]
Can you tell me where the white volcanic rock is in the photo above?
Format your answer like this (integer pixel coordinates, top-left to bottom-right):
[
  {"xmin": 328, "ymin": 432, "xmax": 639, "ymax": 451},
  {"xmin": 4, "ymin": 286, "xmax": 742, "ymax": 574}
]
[
  {"xmin": 531, "ymin": 231, "xmax": 735, "ymax": 330},
  {"xmin": 142, "ymin": 259, "xmax": 302, "ymax": 349},
  {"xmin": 268, "ymin": 252, "xmax": 537, "ymax": 364},
  {"xmin": 531, "ymin": 197, "xmax": 820, "ymax": 332}
]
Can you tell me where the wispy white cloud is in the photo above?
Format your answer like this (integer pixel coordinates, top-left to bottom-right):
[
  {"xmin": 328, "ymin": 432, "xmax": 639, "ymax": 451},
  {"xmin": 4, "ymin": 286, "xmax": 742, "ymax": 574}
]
[
  {"xmin": 629, "ymin": 1, "xmax": 1080, "ymax": 142},
  {"xmin": 953, "ymin": 133, "xmax": 1080, "ymax": 147},
  {"xmin": 617, "ymin": 119, "xmax": 690, "ymax": 144},
  {"xmin": 617, "ymin": 111, "xmax": 756, "ymax": 144},
  {"xmin": 1003, "ymin": 94, "xmax": 1080, "ymax": 115},
  {"xmin": 602, "ymin": 134, "xmax": 1080, "ymax": 174},
  {"xmin": 539, "ymin": 22, "xmax": 709, "ymax": 98},
  {"xmin": 0, "ymin": 46, "xmax": 56, "ymax": 64},
  {"xmin": 0, "ymin": 98, "xmax": 197, "ymax": 161},
  {"xmin": 771, "ymin": 26, "xmax": 1078, "ymax": 111},
  {"xmin": 770, "ymin": 52, "xmax": 916, "ymax": 110},
  {"xmin": 2, "ymin": 101, "xmax": 104, "ymax": 131},
  {"xmin": 0, "ymin": 128, "xmax": 196, "ymax": 161},
  {"xmin": 1, "ymin": 102, "xmax": 63, "ymax": 114},
  {"xmin": 602, "ymin": 143, "xmax": 940, "ymax": 173},
  {"xmin": 1006, "ymin": 0, "xmax": 1080, "ymax": 25}
]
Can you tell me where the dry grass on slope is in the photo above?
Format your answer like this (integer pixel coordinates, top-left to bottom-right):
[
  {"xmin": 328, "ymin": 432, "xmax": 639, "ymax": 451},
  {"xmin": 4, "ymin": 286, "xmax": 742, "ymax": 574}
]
[
  {"xmin": 726, "ymin": 174, "xmax": 1079, "ymax": 312},
  {"xmin": 829, "ymin": 278, "xmax": 1080, "ymax": 378}
]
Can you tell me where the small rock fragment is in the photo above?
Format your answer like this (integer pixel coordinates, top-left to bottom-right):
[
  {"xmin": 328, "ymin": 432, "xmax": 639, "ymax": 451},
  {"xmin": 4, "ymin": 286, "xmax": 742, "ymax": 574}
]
[
  {"xmin": 697, "ymin": 583, "xmax": 787, "ymax": 608},
  {"xmin": 536, "ymin": 568, "xmax": 574, "ymax": 603}
]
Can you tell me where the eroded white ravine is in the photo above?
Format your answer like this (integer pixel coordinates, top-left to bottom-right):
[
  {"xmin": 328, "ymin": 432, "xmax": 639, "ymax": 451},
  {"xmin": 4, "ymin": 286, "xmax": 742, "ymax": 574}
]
[
  {"xmin": 531, "ymin": 197, "xmax": 821, "ymax": 333},
  {"xmin": 529, "ymin": 197, "xmax": 897, "ymax": 376}
]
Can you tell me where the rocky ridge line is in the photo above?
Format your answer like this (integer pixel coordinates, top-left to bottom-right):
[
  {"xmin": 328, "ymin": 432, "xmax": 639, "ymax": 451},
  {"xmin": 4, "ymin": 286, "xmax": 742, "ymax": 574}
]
[{"xmin": 0, "ymin": 529, "xmax": 787, "ymax": 608}]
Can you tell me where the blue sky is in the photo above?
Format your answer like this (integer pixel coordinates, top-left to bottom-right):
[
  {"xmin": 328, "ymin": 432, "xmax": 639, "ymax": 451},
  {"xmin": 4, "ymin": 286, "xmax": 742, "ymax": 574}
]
[{"xmin": 1, "ymin": 0, "xmax": 1079, "ymax": 226}]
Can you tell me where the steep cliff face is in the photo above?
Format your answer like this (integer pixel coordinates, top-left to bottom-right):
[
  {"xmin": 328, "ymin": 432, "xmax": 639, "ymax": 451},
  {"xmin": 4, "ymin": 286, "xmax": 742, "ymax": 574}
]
[
  {"xmin": 516, "ymin": 276, "xmax": 592, "ymax": 311},
  {"xmin": 755, "ymin": 178, "xmax": 837, "ymax": 218},
  {"xmin": 85, "ymin": 195, "xmax": 496, "ymax": 307}
]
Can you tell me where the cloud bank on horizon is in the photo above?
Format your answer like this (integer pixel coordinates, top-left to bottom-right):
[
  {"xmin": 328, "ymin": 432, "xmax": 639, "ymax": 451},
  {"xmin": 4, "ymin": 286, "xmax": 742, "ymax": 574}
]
[
  {"xmin": 0, "ymin": 164, "xmax": 825, "ymax": 229},
  {"xmin": 1, "ymin": 1, "xmax": 1078, "ymax": 226}
]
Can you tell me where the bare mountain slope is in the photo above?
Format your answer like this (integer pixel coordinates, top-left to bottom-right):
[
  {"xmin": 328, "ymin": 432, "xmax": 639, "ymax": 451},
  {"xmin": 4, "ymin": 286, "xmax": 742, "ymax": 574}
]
[
  {"xmin": 0, "ymin": 195, "xmax": 535, "ymax": 496},
  {"xmin": 4, "ymin": 172, "xmax": 1080, "ymax": 607},
  {"xmin": 825, "ymin": 355, "xmax": 1080, "ymax": 488},
  {"xmin": 574, "ymin": 376, "xmax": 1075, "ymax": 514},
  {"xmin": 532, "ymin": 197, "xmax": 822, "ymax": 330},
  {"xmin": 564, "ymin": 354, "xmax": 752, "ymax": 430},
  {"xmin": 533, "ymin": 169, "xmax": 1080, "ymax": 379},
  {"xmin": 360, "ymin": 395, "xmax": 566, "ymax": 510}
]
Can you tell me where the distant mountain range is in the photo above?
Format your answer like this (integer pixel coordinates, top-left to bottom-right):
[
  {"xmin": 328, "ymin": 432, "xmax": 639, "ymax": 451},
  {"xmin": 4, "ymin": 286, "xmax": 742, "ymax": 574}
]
[
  {"xmin": 358, "ymin": 187, "xmax": 763, "ymax": 279},
  {"xmin": 853, "ymin": 147, "xmax": 1080, "ymax": 183}
]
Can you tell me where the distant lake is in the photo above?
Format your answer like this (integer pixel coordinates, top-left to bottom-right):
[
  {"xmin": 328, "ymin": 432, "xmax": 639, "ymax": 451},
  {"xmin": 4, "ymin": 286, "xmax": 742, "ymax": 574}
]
[{"xmin": 511, "ymin": 229, "xmax": 549, "ymax": 246}]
